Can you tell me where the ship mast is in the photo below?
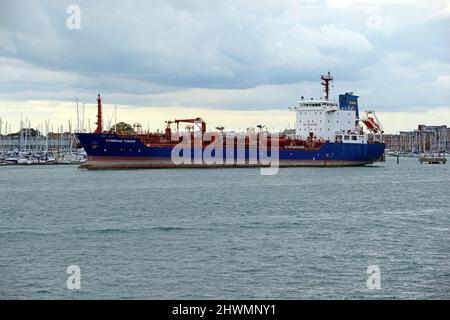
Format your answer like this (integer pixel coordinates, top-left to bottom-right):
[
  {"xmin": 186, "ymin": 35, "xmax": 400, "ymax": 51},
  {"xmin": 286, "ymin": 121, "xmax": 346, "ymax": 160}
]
[
  {"xmin": 94, "ymin": 93, "xmax": 103, "ymax": 134},
  {"xmin": 321, "ymin": 72, "xmax": 333, "ymax": 101}
]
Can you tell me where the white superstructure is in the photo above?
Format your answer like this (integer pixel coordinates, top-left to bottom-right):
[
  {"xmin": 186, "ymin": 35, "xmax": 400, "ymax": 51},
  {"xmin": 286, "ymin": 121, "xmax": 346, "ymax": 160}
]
[
  {"xmin": 286, "ymin": 72, "xmax": 384, "ymax": 144},
  {"xmin": 289, "ymin": 98, "xmax": 358, "ymax": 142}
]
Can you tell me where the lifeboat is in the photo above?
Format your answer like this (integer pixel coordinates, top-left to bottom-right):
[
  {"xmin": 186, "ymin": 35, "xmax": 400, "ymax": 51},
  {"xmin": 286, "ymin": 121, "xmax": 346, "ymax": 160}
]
[{"xmin": 360, "ymin": 111, "xmax": 383, "ymax": 135}]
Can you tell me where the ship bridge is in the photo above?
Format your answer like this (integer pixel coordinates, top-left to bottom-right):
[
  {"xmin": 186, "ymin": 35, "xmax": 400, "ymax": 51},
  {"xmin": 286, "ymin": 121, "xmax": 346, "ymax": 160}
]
[
  {"xmin": 289, "ymin": 98, "xmax": 357, "ymax": 142},
  {"xmin": 288, "ymin": 73, "xmax": 360, "ymax": 142},
  {"xmin": 289, "ymin": 98, "xmax": 338, "ymax": 112}
]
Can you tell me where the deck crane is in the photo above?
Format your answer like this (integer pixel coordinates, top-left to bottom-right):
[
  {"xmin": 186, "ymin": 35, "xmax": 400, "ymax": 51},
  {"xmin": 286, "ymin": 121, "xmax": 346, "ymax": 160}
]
[{"xmin": 174, "ymin": 118, "xmax": 206, "ymax": 134}]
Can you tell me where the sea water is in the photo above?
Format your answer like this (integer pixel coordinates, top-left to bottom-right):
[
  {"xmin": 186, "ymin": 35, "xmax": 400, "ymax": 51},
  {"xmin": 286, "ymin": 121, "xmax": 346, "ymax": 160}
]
[{"xmin": 0, "ymin": 157, "xmax": 449, "ymax": 299}]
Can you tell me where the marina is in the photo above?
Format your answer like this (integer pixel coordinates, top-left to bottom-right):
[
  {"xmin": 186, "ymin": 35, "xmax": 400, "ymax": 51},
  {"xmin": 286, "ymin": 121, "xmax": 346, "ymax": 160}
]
[
  {"xmin": 0, "ymin": 150, "xmax": 86, "ymax": 166},
  {"xmin": 0, "ymin": 117, "xmax": 86, "ymax": 165}
]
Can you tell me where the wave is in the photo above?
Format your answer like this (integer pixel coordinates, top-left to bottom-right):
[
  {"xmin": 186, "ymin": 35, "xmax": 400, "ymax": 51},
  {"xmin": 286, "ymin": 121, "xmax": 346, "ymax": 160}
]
[{"xmin": 0, "ymin": 226, "xmax": 191, "ymax": 236}]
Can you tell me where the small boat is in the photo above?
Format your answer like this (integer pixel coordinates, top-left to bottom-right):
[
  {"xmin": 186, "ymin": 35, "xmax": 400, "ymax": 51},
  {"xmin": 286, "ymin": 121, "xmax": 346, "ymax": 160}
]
[
  {"xmin": 45, "ymin": 157, "xmax": 56, "ymax": 164},
  {"xmin": 17, "ymin": 158, "xmax": 28, "ymax": 165},
  {"xmin": 5, "ymin": 157, "xmax": 19, "ymax": 165}
]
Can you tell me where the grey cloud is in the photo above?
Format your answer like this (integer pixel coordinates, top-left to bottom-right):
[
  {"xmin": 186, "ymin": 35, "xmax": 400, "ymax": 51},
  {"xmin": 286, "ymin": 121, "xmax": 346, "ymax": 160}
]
[{"xmin": 0, "ymin": 0, "xmax": 449, "ymax": 111}]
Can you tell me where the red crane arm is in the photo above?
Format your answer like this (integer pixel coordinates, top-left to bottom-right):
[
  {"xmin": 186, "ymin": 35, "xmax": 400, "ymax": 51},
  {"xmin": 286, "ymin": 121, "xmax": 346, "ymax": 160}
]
[{"xmin": 174, "ymin": 118, "xmax": 206, "ymax": 133}]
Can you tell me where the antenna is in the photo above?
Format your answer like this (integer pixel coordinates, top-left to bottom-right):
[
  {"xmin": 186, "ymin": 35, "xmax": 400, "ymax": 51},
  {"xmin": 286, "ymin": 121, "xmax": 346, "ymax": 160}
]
[{"xmin": 320, "ymin": 72, "xmax": 333, "ymax": 101}]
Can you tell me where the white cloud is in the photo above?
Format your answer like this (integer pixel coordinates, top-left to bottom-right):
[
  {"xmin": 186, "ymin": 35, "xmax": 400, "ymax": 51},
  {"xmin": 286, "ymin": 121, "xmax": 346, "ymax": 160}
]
[
  {"xmin": 0, "ymin": 30, "xmax": 16, "ymax": 53},
  {"xmin": 356, "ymin": 53, "xmax": 450, "ymax": 110},
  {"xmin": 0, "ymin": 57, "xmax": 78, "ymax": 86},
  {"xmin": 378, "ymin": 107, "xmax": 450, "ymax": 133}
]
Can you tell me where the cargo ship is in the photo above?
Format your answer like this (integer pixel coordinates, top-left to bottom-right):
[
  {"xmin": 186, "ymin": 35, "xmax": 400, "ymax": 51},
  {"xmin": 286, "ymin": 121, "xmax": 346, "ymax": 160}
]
[{"xmin": 77, "ymin": 73, "xmax": 386, "ymax": 169}]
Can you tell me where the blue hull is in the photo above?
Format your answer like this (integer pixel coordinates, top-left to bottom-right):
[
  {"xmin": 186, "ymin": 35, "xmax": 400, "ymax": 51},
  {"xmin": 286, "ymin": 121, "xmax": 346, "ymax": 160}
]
[{"xmin": 77, "ymin": 133, "xmax": 386, "ymax": 168}]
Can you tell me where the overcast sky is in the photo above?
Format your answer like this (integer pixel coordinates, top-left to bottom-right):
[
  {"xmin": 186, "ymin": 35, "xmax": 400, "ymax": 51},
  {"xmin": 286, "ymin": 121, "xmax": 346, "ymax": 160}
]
[{"xmin": 0, "ymin": 0, "xmax": 449, "ymax": 133}]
